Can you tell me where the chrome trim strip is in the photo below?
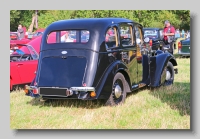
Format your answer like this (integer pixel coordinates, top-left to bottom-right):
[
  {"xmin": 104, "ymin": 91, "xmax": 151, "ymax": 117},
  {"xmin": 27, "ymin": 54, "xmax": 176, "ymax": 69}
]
[{"xmin": 70, "ymin": 87, "xmax": 95, "ymax": 91}]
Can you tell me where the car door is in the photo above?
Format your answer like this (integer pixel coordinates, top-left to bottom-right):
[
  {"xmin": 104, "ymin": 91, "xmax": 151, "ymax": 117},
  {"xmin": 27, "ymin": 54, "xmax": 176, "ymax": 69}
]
[
  {"xmin": 16, "ymin": 60, "xmax": 38, "ymax": 84},
  {"xmin": 10, "ymin": 62, "xmax": 22, "ymax": 86},
  {"xmin": 118, "ymin": 23, "xmax": 138, "ymax": 86},
  {"xmin": 134, "ymin": 25, "xmax": 144, "ymax": 84}
]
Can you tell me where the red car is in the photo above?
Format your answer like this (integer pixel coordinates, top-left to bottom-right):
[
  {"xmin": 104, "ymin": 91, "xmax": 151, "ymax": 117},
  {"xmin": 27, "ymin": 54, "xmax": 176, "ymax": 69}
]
[
  {"xmin": 10, "ymin": 31, "xmax": 66, "ymax": 91},
  {"xmin": 28, "ymin": 28, "xmax": 45, "ymax": 40},
  {"xmin": 10, "ymin": 32, "xmax": 18, "ymax": 40},
  {"xmin": 10, "ymin": 36, "xmax": 41, "ymax": 91}
]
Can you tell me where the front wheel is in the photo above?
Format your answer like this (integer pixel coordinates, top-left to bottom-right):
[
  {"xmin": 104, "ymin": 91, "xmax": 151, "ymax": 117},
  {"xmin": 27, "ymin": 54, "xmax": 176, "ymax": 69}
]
[{"xmin": 105, "ymin": 72, "xmax": 127, "ymax": 106}]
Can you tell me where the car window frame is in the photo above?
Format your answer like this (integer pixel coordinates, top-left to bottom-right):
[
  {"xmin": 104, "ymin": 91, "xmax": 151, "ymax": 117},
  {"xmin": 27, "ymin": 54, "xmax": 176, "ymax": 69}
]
[
  {"xmin": 118, "ymin": 23, "xmax": 135, "ymax": 48},
  {"xmin": 105, "ymin": 25, "xmax": 120, "ymax": 49}
]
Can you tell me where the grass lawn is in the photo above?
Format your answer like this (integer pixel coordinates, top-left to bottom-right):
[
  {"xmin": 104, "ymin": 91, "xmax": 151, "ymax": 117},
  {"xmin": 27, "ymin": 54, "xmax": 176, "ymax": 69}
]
[{"xmin": 10, "ymin": 57, "xmax": 190, "ymax": 129}]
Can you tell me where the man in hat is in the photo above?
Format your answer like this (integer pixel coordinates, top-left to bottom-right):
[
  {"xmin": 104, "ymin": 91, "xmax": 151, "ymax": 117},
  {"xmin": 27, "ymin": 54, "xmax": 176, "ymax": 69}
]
[{"xmin": 163, "ymin": 20, "xmax": 176, "ymax": 55}]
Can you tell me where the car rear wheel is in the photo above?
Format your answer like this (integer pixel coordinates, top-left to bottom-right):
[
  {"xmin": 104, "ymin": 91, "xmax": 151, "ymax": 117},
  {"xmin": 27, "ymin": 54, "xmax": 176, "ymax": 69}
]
[{"xmin": 105, "ymin": 72, "xmax": 127, "ymax": 106}]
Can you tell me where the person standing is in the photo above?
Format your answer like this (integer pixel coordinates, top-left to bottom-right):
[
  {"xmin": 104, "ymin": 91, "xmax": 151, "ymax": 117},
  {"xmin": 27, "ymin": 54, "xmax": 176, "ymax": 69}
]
[
  {"xmin": 163, "ymin": 20, "xmax": 176, "ymax": 55},
  {"xmin": 181, "ymin": 29, "xmax": 185, "ymax": 38},
  {"xmin": 186, "ymin": 31, "xmax": 190, "ymax": 39},
  {"xmin": 17, "ymin": 24, "xmax": 25, "ymax": 40}
]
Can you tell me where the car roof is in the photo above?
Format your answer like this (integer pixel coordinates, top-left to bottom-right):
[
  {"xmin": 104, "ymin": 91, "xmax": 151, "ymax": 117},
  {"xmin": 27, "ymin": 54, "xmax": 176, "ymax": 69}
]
[
  {"xmin": 44, "ymin": 18, "xmax": 140, "ymax": 34},
  {"xmin": 143, "ymin": 27, "xmax": 163, "ymax": 30}
]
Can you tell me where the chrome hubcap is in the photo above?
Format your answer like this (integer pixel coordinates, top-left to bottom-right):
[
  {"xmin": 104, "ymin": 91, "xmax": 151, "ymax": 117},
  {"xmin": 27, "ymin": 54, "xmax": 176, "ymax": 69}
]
[
  {"xmin": 166, "ymin": 70, "xmax": 171, "ymax": 80},
  {"xmin": 114, "ymin": 85, "xmax": 122, "ymax": 98}
]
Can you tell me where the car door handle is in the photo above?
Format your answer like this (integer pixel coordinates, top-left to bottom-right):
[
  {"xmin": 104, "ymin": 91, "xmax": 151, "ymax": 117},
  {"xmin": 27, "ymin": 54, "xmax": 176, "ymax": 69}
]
[{"xmin": 16, "ymin": 63, "xmax": 23, "ymax": 66}]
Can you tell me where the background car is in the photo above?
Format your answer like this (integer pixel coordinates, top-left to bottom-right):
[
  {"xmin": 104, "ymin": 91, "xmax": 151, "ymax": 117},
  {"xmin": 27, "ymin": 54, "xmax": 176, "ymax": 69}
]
[
  {"xmin": 10, "ymin": 37, "xmax": 41, "ymax": 91},
  {"xmin": 10, "ymin": 39, "xmax": 31, "ymax": 50},
  {"xmin": 143, "ymin": 28, "xmax": 164, "ymax": 54},
  {"xmin": 178, "ymin": 37, "xmax": 190, "ymax": 57},
  {"xmin": 28, "ymin": 28, "xmax": 45, "ymax": 40},
  {"xmin": 10, "ymin": 32, "xmax": 18, "ymax": 40}
]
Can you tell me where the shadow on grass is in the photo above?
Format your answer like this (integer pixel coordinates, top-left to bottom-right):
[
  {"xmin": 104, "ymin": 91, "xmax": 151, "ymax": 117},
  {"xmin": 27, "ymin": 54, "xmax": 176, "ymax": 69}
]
[
  {"xmin": 26, "ymin": 87, "xmax": 145, "ymax": 109},
  {"xmin": 10, "ymin": 84, "xmax": 28, "ymax": 93},
  {"xmin": 26, "ymin": 97, "xmax": 107, "ymax": 109},
  {"xmin": 25, "ymin": 81, "xmax": 190, "ymax": 114},
  {"xmin": 147, "ymin": 82, "xmax": 190, "ymax": 116},
  {"xmin": 174, "ymin": 53, "xmax": 190, "ymax": 59}
]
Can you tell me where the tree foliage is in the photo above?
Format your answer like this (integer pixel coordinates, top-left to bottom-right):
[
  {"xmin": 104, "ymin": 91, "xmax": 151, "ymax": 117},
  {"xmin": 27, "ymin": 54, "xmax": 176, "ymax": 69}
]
[{"xmin": 10, "ymin": 10, "xmax": 190, "ymax": 32}]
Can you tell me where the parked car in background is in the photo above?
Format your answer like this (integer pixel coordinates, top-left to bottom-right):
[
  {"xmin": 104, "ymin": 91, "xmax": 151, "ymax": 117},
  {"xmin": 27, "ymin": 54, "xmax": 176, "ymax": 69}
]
[
  {"xmin": 10, "ymin": 28, "xmax": 31, "ymax": 50},
  {"xmin": 10, "ymin": 37, "xmax": 41, "ymax": 91},
  {"xmin": 178, "ymin": 37, "xmax": 190, "ymax": 56},
  {"xmin": 10, "ymin": 32, "xmax": 18, "ymax": 40},
  {"xmin": 10, "ymin": 39, "xmax": 32, "ymax": 55},
  {"xmin": 24, "ymin": 18, "xmax": 178, "ymax": 106},
  {"xmin": 28, "ymin": 28, "xmax": 45, "ymax": 40},
  {"xmin": 143, "ymin": 28, "xmax": 164, "ymax": 54}
]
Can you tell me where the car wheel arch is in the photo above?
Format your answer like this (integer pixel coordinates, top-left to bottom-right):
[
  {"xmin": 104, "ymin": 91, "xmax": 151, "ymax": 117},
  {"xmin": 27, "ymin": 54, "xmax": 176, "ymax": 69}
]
[
  {"xmin": 116, "ymin": 69, "xmax": 132, "ymax": 93},
  {"xmin": 169, "ymin": 58, "xmax": 177, "ymax": 66}
]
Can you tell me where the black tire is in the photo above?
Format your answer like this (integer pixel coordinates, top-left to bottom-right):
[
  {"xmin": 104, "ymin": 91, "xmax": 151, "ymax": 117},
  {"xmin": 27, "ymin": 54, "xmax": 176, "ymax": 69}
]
[
  {"xmin": 105, "ymin": 72, "xmax": 127, "ymax": 106},
  {"xmin": 170, "ymin": 43, "xmax": 175, "ymax": 55},
  {"xmin": 162, "ymin": 61, "xmax": 174, "ymax": 86}
]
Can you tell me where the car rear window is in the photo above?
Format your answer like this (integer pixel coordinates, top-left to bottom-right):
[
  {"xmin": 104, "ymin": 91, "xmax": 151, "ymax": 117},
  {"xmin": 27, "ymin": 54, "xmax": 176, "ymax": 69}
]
[{"xmin": 47, "ymin": 30, "xmax": 90, "ymax": 44}]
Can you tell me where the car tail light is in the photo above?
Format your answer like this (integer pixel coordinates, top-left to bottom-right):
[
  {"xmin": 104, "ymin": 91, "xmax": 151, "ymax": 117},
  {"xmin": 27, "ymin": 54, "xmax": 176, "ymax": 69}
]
[
  {"xmin": 33, "ymin": 88, "xmax": 39, "ymax": 94},
  {"xmin": 149, "ymin": 39, "xmax": 152, "ymax": 47},
  {"xmin": 178, "ymin": 42, "xmax": 182, "ymax": 49},
  {"xmin": 90, "ymin": 91, "xmax": 96, "ymax": 97}
]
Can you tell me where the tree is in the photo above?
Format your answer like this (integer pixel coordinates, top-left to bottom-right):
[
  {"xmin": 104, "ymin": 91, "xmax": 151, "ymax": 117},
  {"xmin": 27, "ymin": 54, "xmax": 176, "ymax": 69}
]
[{"xmin": 10, "ymin": 10, "xmax": 190, "ymax": 32}]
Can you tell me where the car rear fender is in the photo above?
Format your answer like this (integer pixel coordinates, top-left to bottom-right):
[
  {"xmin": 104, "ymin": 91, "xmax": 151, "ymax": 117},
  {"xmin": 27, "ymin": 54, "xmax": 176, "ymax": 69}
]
[{"xmin": 95, "ymin": 61, "xmax": 131, "ymax": 99}]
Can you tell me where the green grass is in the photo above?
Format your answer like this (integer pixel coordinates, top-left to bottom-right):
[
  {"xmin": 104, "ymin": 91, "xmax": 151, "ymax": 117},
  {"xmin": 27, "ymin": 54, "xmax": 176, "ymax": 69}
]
[{"xmin": 10, "ymin": 58, "xmax": 190, "ymax": 129}]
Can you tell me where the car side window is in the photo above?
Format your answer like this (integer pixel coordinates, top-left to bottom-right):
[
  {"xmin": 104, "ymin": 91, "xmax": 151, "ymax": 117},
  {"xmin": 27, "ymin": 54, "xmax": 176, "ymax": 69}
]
[
  {"xmin": 160, "ymin": 30, "xmax": 163, "ymax": 39},
  {"xmin": 105, "ymin": 27, "xmax": 119, "ymax": 48},
  {"xmin": 119, "ymin": 24, "xmax": 134, "ymax": 47},
  {"xmin": 134, "ymin": 25, "xmax": 144, "ymax": 58},
  {"xmin": 134, "ymin": 26, "xmax": 143, "ymax": 45}
]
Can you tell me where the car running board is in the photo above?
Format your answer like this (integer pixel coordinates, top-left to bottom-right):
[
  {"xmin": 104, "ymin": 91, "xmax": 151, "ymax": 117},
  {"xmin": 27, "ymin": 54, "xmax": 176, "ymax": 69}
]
[{"xmin": 132, "ymin": 83, "xmax": 146, "ymax": 90}]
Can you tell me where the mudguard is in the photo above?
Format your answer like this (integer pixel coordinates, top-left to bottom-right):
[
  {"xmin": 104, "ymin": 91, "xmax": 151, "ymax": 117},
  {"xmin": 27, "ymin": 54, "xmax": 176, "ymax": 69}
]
[
  {"xmin": 95, "ymin": 61, "xmax": 131, "ymax": 100},
  {"xmin": 149, "ymin": 52, "xmax": 177, "ymax": 87}
]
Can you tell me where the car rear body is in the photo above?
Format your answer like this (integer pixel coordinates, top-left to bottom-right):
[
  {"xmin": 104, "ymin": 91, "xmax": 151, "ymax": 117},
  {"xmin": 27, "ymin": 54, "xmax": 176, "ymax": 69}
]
[
  {"xmin": 178, "ymin": 38, "xmax": 190, "ymax": 56},
  {"xmin": 143, "ymin": 28, "xmax": 164, "ymax": 53}
]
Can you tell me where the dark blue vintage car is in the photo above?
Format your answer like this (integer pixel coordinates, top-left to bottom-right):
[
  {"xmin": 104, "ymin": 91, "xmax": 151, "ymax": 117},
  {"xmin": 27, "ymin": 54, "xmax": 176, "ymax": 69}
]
[
  {"xmin": 24, "ymin": 18, "xmax": 178, "ymax": 106},
  {"xmin": 143, "ymin": 28, "xmax": 164, "ymax": 54},
  {"xmin": 178, "ymin": 37, "xmax": 190, "ymax": 56}
]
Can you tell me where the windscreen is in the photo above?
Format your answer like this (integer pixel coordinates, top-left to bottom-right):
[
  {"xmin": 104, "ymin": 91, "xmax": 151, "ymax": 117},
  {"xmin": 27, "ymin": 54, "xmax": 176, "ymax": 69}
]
[{"xmin": 144, "ymin": 30, "xmax": 158, "ymax": 39}]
